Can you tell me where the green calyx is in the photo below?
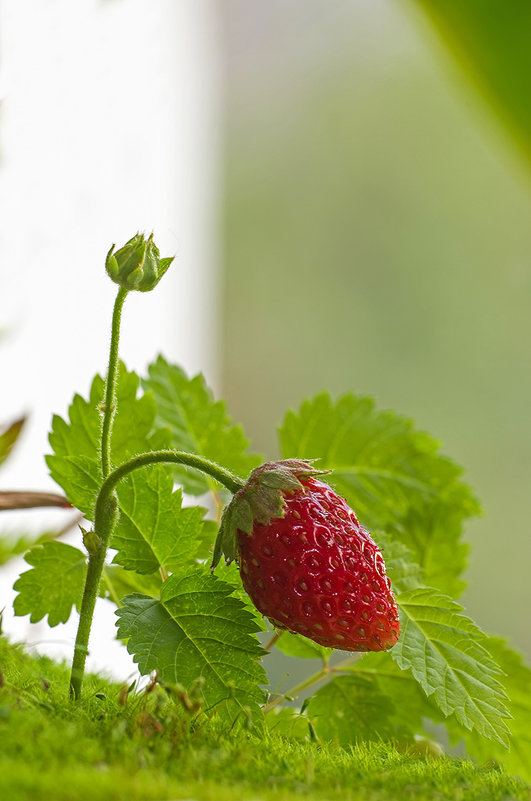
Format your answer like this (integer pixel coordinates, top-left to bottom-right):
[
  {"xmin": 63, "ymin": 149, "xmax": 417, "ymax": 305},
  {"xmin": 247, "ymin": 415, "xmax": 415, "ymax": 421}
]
[
  {"xmin": 81, "ymin": 527, "xmax": 103, "ymax": 556},
  {"xmin": 105, "ymin": 233, "xmax": 174, "ymax": 292},
  {"xmin": 211, "ymin": 459, "xmax": 328, "ymax": 570}
]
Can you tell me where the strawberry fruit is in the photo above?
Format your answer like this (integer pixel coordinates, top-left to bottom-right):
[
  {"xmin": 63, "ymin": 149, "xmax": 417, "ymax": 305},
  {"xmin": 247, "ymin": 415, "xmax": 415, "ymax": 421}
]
[{"xmin": 212, "ymin": 460, "xmax": 400, "ymax": 652}]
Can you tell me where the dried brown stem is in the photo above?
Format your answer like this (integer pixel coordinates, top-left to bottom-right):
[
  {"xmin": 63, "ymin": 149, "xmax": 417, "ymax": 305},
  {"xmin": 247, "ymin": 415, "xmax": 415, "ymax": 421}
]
[{"xmin": 0, "ymin": 491, "xmax": 72, "ymax": 511}]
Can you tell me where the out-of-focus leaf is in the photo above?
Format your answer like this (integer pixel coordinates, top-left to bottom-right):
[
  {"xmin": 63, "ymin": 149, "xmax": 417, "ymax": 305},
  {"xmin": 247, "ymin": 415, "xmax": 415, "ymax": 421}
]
[
  {"xmin": 0, "ymin": 417, "xmax": 25, "ymax": 467},
  {"xmin": 307, "ymin": 673, "xmax": 400, "ymax": 744},
  {"xmin": 349, "ymin": 651, "xmax": 445, "ymax": 736},
  {"xmin": 100, "ymin": 565, "xmax": 162, "ymax": 605},
  {"xmin": 0, "ymin": 527, "xmax": 70, "ymax": 567},
  {"xmin": 413, "ymin": 0, "xmax": 531, "ymax": 163}
]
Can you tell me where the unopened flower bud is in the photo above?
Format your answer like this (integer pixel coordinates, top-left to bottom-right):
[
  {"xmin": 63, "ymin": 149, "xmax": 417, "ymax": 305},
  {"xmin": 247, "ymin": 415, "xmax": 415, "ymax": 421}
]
[{"xmin": 105, "ymin": 233, "xmax": 174, "ymax": 292}]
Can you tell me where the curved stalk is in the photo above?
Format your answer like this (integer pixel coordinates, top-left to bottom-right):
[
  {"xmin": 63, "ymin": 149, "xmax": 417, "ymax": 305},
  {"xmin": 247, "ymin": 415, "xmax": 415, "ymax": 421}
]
[{"xmin": 94, "ymin": 451, "xmax": 244, "ymax": 533}]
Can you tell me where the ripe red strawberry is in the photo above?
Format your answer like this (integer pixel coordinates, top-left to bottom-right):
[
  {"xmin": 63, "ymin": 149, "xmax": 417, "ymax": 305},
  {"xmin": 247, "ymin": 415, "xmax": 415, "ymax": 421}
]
[{"xmin": 212, "ymin": 460, "xmax": 400, "ymax": 652}]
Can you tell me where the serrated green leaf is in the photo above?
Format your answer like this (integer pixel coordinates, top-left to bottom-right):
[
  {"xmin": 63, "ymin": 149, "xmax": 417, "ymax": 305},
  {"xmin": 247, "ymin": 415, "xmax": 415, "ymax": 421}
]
[
  {"xmin": 110, "ymin": 464, "xmax": 206, "ymax": 574},
  {"xmin": 13, "ymin": 542, "xmax": 86, "ymax": 626},
  {"xmin": 142, "ymin": 356, "xmax": 261, "ymax": 494},
  {"xmin": 392, "ymin": 587, "xmax": 510, "ymax": 747},
  {"xmin": 445, "ymin": 637, "xmax": 531, "ymax": 781},
  {"xmin": 306, "ymin": 673, "xmax": 399, "ymax": 744},
  {"xmin": 115, "ymin": 568, "xmax": 267, "ymax": 723},
  {"xmin": 275, "ymin": 631, "xmax": 333, "ymax": 662},
  {"xmin": 46, "ymin": 455, "xmax": 101, "ymax": 519},
  {"xmin": 279, "ymin": 393, "xmax": 479, "ymax": 594},
  {"xmin": 46, "ymin": 363, "xmax": 170, "ymax": 517}
]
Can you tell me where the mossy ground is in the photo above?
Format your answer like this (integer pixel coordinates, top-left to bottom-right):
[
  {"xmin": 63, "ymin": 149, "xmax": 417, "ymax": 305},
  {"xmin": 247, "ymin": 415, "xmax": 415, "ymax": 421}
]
[{"xmin": 0, "ymin": 636, "xmax": 528, "ymax": 801}]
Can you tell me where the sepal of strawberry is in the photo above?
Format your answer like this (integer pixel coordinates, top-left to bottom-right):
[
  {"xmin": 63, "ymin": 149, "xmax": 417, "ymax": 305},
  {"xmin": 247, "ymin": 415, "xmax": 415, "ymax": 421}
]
[{"xmin": 211, "ymin": 460, "xmax": 328, "ymax": 569}]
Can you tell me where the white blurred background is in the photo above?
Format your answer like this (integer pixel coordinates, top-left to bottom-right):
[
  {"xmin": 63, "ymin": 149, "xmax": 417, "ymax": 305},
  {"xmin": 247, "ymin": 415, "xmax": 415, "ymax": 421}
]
[{"xmin": 0, "ymin": 0, "xmax": 221, "ymax": 679}]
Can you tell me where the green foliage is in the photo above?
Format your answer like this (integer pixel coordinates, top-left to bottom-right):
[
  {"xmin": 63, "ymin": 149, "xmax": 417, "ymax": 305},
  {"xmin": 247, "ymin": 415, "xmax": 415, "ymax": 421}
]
[
  {"xmin": 142, "ymin": 355, "xmax": 261, "ymax": 494},
  {"xmin": 47, "ymin": 363, "xmax": 169, "ymax": 518},
  {"xmin": 392, "ymin": 587, "xmax": 510, "ymax": 747},
  {"xmin": 13, "ymin": 542, "xmax": 87, "ymax": 626},
  {"xmin": 115, "ymin": 568, "xmax": 267, "ymax": 723},
  {"xmin": 279, "ymin": 393, "xmax": 479, "ymax": 595},
  {"xmin": 14, "ymin": 338, "xmax": 523, "ymax": 778},
  {"xmin": 111, "ymin": 464, "xmax": 206, "ymax": 574}
]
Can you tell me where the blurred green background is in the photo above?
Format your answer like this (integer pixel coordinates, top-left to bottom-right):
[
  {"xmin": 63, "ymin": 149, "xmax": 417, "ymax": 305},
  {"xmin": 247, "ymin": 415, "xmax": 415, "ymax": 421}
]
[{"xmin": 221, "ymin": 1, "xmax": 531, "ymax": 658}]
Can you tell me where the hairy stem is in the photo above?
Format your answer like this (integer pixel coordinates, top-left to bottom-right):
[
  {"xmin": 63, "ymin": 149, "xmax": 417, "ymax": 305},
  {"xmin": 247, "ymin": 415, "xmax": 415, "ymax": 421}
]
[
  {"xmin": 100, "ymin": 286, "xmax": 128, "ymax": 479},
  {"xmin": 70, "ymin": 286, "xmax": 128, "ymax": 700},
  {"xmin": 69, "ymin": 450, "xmax": 244, "ymax": 699},
  {"xmin": 70, "ymin": 547, "xmax": 107, "ymax": 697},
  {"xmin": 96, "ymin": 452, "xmax": 244, "ymax": 529}
]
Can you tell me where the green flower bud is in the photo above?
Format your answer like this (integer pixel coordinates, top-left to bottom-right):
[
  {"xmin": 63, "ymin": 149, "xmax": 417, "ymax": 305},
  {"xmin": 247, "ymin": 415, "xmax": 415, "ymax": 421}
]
[{"xmin": 105, "ymin": 233, "xmax": 174, "ymax": 292}]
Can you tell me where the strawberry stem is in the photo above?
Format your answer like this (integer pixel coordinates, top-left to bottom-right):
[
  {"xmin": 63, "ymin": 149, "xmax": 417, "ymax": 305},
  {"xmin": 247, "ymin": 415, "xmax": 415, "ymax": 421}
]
[
  {"xmin": 263, "ymin": 666, "xmax": 332, "ymax": 714},
  {"xmin": 262, "ymin": 653, "xmax": 361, "ymax": 714},
  {"xmin": 264, "ymin": 631, "xmax": 283, "ymax": 651}
]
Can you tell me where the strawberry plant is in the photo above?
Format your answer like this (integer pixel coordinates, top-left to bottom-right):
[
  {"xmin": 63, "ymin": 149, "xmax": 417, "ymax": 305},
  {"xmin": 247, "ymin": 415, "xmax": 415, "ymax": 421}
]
[{"xmin": 8, "ymin": 233, "xmax": 531, "ymax": 784}]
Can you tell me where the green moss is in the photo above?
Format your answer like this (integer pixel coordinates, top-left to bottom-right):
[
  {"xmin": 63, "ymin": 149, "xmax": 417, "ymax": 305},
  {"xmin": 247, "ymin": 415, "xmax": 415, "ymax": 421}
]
[{"xmin": 0, "ymin": 637, "xmax": 528, "ymax": 801}]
